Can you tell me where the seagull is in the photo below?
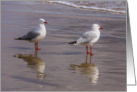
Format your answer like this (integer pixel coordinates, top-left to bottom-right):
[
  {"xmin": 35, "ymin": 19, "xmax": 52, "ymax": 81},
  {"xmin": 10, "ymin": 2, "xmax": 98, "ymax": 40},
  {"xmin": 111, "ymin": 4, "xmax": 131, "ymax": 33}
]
[
  {"xmin": 15, "ymin": 18, "xmax": 47, "ymax": 50},
  {"xmin": 68, "ymin": 24, "xmax": 103, "ymax": 55}
]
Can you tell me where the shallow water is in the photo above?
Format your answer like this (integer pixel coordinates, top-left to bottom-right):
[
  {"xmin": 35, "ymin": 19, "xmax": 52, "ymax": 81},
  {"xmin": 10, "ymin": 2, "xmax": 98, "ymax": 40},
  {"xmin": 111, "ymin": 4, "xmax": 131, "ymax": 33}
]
[
  {"xmin": 47, "ymin": 1, "xmax": 126, "ymax": 14},
  {"xmin": 1, "ymin": 1, "xmax": 126, "ymax": 91}
]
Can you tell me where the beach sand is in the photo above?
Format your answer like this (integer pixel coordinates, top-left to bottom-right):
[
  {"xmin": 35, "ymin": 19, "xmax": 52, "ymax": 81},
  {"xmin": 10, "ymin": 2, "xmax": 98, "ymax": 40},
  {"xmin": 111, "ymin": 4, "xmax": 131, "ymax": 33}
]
[{"xmin": 1, "ymin": 1, "xmax": 126, "ymax": 91}]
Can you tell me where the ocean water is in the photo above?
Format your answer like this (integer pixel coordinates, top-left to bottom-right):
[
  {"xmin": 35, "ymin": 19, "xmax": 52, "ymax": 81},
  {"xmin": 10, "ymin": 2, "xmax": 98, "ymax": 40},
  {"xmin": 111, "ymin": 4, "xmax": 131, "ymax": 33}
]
[{"xmin": 47, "ymin": 1, "xmax": 126, "ymax": 14}]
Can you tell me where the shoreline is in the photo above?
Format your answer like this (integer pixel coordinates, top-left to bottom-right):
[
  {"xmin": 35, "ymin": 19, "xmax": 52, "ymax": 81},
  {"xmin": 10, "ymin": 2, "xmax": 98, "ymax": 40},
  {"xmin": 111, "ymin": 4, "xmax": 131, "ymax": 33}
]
[{"xmin": 38, "ymin": 1, "xmax": 126, "ymax": 15}]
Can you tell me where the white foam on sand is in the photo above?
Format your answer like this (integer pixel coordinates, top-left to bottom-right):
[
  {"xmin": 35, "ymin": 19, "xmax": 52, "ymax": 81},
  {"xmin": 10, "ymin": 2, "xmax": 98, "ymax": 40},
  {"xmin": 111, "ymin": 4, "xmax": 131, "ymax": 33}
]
[{"xmin": 47, "ymin": 1, "xmax": 126, "ymax": 14}]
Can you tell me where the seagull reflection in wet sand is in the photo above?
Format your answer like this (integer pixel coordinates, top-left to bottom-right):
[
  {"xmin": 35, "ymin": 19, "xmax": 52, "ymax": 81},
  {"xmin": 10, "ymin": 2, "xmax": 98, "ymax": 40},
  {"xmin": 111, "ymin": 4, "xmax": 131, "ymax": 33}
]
[
  {"xmin": 13, "ymin": 50, "xmax": 45, "ymax": 80},
  {"xmin": 70, "ymin": 54, "xmax": 99, "ymax": 84}
]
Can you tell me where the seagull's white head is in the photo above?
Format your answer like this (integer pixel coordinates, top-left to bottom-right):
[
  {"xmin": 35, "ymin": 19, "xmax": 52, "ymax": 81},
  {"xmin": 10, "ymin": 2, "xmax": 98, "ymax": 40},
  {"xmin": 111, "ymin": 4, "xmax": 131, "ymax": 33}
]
[
  {"xmin": 91, "ymin": 24, "xmax": 103, "ymax": 31},
  {"xmin": 39, "ymin": 18, "xmax": 48, "ymax": 24}
]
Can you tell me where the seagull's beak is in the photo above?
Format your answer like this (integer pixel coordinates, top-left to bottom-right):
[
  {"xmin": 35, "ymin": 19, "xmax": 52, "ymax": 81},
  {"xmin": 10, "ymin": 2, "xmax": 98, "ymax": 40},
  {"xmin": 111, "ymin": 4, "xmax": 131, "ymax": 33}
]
[
  {"xmin": 100, "ymin": 27, "xmax": 103, "ymax": 29},
  {"xmin": 44, "ymin": 21, "xmax": 48, "ymax": 24}
]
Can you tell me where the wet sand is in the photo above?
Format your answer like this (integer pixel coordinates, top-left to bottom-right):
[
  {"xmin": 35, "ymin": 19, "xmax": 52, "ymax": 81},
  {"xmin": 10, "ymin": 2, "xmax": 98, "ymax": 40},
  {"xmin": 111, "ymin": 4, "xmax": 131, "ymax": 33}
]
[{"xmin": 1, "ymin": 1, "xmax": 126, "ymax": 91}]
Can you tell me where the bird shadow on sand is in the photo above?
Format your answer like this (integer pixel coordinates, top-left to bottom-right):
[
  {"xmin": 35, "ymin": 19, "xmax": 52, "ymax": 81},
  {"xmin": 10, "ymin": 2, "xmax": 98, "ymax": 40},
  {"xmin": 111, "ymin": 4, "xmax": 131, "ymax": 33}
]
[{"xmin": 70, "ymin": 54, "xmax": 100, "ymax": 84}]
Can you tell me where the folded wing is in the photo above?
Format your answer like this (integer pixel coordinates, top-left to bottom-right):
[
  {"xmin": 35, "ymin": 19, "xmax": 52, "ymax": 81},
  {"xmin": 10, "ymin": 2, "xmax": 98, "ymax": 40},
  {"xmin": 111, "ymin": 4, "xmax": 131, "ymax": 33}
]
[{"xmin": 77, "ymin": 31, "xmax": 97, "ymax": 45}]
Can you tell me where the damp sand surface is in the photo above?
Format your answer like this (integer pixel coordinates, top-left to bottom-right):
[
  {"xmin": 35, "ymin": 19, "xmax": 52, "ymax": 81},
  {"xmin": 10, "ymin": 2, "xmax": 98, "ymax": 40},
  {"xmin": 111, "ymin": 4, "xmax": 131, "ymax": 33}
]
[{"xmin": 1, "ymin": 1, "xmax": 126, "ymax": 91}]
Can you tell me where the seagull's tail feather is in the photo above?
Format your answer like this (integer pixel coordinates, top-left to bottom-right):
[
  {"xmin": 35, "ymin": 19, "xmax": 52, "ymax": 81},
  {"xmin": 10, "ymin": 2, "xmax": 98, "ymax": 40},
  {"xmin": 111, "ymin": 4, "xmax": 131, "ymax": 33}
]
[{"xmin": 68, "ymin": 41, "xmax": 77, "ymax": 45}]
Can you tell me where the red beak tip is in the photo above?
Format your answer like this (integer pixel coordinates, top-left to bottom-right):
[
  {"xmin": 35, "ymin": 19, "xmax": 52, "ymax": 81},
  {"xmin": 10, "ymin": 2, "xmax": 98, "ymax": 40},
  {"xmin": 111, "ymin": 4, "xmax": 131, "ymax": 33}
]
[
  {"xmin": 44, "ymin": 22, "xmax": 48, "ymax": 24},
  {"xmin": 100, "ymin": 27, "xmax": 103, "ymax": 29}
]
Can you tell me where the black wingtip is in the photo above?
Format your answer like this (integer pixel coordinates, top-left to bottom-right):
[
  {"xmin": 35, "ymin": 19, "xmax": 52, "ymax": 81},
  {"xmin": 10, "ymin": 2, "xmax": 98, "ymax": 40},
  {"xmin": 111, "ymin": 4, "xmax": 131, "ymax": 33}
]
[
  {"xmin": 68, "ymin": 41, "xmax": 76, "ymax": 44},
  {"xmin": 14, "ymin": 37, "xmax": 22, "ymax": 40}
]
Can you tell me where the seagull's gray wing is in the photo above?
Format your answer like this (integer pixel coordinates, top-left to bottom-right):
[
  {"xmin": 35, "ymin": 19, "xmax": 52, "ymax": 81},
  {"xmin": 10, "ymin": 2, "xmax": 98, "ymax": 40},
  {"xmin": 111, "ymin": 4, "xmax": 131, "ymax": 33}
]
[
  {"xmin": 77, "ymin": 31, "xmax": 97, "ymax": 44},
  {"xmin": 21, "ymin": 31, "xmax": 40, "ymax": 40},
  {"xmin": 81, "ymin": 31, "xmax": 97, "ymax": 39}
]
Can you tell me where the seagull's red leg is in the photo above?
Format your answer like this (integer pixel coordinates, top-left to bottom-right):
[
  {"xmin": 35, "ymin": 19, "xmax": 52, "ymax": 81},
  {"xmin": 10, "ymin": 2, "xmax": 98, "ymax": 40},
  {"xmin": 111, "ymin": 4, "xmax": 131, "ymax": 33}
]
[
  {"xmin": 86, "ymin": 45, "xmax": 92, "ymax": 54},
  {"xmin": 86, "ymin": 45, "xmax": 91, "ymax": 54},
  {"xmin": 35, "ymin": 41, "xmax": 41, "ymax": 50},
  {"xmin": 90, "ymin": 45, "xmax": 95, "ymax": 55},
  {"xmin": 37, "ymin": 42, "xmax": 41, "ymax": 50}
]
